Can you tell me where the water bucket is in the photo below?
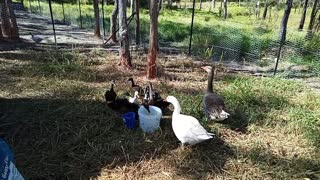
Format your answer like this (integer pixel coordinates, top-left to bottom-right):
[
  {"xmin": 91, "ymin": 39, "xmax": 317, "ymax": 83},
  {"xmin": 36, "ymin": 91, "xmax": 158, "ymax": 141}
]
[
  {"xmin": 0, "ymin": 138, "xmax": 24, "ymax": 180},
  {"xmin": 138, "ymin": 106, "xmax": 162, "ymax": 133},
  {"xmin": 122, "ymin": 112, "xmax": 136, "ymax": 129}
]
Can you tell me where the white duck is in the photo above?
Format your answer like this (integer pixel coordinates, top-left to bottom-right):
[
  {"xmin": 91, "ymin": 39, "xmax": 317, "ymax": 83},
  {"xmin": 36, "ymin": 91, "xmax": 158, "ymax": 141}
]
[
  {"xmin": 129, "ymin": 91, "xmax": 139, "ymax": 105},
  {"xmin": 166, "ymin": 96, "xmax": 214, "ymax": 146}
]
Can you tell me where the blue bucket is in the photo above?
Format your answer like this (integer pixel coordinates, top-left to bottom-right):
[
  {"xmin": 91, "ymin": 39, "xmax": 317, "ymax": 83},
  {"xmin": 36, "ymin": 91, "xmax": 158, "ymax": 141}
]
[{"xmin": 122, "ymin": 112, "xmax": 136, "ymax": 129}]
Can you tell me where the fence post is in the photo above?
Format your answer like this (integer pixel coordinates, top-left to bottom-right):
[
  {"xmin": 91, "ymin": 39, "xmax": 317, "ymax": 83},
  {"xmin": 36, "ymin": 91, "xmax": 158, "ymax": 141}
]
[
  {"xmin": 61, "ymin": 0, "xmax": 65, "ymax": 24},
  {"xmin": 48, "ymin": 0, "xmax": 57, "ymax": 47},
  {"xmin": 274, "ymin": 40, "xmax": 283, "ymax": 75},
  {"xmin": 37, "ymin": 0, "xmax": 41, "ymax": 13},
  {"xmin": 102, "ymin": 0, "xmax": 105, "ymax": 36},
  {"xmin": 79, "ymin": 0, "xmax": 83, "ymax": 28},
  {"xmin": 29, "ymin": 0, "xmax": 32, "ymax": 12},
  {"xmin": 188, "ymin": 0, "xmax": 196, "ymax": 55}
]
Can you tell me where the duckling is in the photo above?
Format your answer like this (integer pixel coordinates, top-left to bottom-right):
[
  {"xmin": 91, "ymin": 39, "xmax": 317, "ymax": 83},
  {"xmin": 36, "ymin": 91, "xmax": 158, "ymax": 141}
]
[
  {"xmin": 105, "ymin": 80, "xmax": 117, "ymax": 103},
  {"xmin": 166, "ymin": 96, "xmax": 214, "ymax": 146},
  {"xmin": 128, "ymin": 78, "xmax": 143, "ymax": 96},
  {"xmin": 129, "ymin": 91, "xmax": 139, "ymax": 105},
  {"xmin": 201, "ymin": 66, "xmax": 229, "ymax": 121}
]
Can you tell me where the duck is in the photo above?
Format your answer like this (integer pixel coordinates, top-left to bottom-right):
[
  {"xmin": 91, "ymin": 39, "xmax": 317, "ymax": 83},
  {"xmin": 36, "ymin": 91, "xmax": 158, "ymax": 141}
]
[
  {"xmin": 129, "ymin": 91, "xmax": 139, "ymax": 104},
  {"xmin": 141, "ymin": 86, "xmax": 151, "ymax": 113},
  {"xmin": 128, "ymin": 78, "xmax": 143, "ymax": 96},
  {"xmin": 147, "ymin": 82, "xmax": 170, "ymax": 110},
  {"xmin": 105, "ymin": 80, "xmax": 117, "ymax": 103},
  {"xmin": 30, "ymin": 33, "xmax": 43, "ymax": 43},
  {"xmin": 201, "ymin": 66, "xmax": 229, "ymax": 121},
  {"xmin": 166, "ymin": 96, "xmax": 214, "ymax": 146},
  {"xmin": 107, "ymin": 97, "xmax": 139, "ymax": 117}
]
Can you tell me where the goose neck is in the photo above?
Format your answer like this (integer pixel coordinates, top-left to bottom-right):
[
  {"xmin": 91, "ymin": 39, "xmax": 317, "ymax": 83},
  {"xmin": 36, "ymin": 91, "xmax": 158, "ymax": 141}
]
[
  {"xmin": 207, "ymin": 69, "xmax": 214, "ymax": 93},
  {"xmin": 172, "ymin": 101, "xmax": 181, "ymax": 114}
]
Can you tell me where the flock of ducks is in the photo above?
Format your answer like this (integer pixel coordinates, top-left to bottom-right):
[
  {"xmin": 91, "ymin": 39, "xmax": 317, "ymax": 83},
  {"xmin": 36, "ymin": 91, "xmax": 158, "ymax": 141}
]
[{"xmin": 104, "ymin": 66, "xmax": 230, "ymax": 146}]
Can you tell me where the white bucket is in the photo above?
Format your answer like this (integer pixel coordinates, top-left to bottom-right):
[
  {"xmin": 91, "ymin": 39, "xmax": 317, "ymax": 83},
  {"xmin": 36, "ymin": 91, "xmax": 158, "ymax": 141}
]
[{"xmin": 138, "ymin": 105, "xmax": 162, "ymax": 133}]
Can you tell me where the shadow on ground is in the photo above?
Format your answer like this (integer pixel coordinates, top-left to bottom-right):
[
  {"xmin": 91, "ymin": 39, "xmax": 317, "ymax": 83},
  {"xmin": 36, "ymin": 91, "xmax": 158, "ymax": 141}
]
[{"xmin": 0, "ymin": 97, "xmax": 234, "ymax": 179}]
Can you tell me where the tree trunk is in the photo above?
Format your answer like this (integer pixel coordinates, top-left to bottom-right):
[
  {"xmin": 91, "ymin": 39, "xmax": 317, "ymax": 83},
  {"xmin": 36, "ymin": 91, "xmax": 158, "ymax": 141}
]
[
  {"xmin": 200, "ymin": 0, "xmax": 202, "ymax": 10},
  {"xmin": 159, "ymin": 0, "xmax": 163, "ymax": 11},
  {"xmin": 298, "ymin": 0, "xmax": 309, "ymax": 30},
  {"xmin": 93, "ymin": 0, "xmax": 101, "ymax": 37},
  {"xmin": 224, "ymin": 0, "xmax": 227, "ymax": 19},
  {"xmin": 185, "ymin": 0, "xmax": 187, "ymax": 13},
  {"xmin": 130, "ymin": 0, "xmax": 134, "ymax": 14},
  {"xmin": 168, "ymin": 0, "xmax": 172, "ymax": 8},
  {"xmin": 110, "ymin": 0, "xmax": 119, "ymax": 43},
  {"xmin": 256, "ymin": 1, "xmax": 260, "ymax": 19},
  {"xmin": 219, "ymin": 0, "xmax": 223, "ymax": 17},
  {"xmin": 263, "ymin": 0, "xmax": 268, "ymax": 19},
  {"xmin": 118, "ymin": 0, "xmax": 132, "ymax": 68},
  {"xmin": 212, "ymin": 0, "xmax": 215, "ymax": 10},
  {"xmin": 268, "ymin": 5, "xmax": 272, "ymax": 21},
  {"xmin": 238, "ymin": 0, "xmax": 240, "ymax": 6},
  {"xmin": 147, "ymin": 0, "xmax": 159, "ymax": 79},
  {"xmin": 0, "ymin": 0, "xmax": 19, "ymax": 41},
  {"xmin": 306, "ymin": 0, "xmax": 319, "ymax": 37},
  {"xmin": 279, "ymin": 0, "xmax": 293, "ymax": 42},
  {"xmin": 135, "ymin": 0, "xmax": 140, "ymax": 45}
]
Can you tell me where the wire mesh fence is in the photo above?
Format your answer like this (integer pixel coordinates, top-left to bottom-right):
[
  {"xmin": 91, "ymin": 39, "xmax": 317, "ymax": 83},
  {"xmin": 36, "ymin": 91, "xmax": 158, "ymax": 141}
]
[{"xmin": 2, "ymin": 0, "xmax": 320, "ymax": 75}]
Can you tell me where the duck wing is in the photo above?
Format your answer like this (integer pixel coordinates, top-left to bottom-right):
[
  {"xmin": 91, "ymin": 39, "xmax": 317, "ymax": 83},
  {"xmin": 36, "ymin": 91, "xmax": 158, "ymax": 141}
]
[
  {"xmin": 173, "ymin": 114, "xmax": 213, "ymax": 145},
  {"xmin": 203, "ymin": 92, "xmax": 227, "ymax": 120}
]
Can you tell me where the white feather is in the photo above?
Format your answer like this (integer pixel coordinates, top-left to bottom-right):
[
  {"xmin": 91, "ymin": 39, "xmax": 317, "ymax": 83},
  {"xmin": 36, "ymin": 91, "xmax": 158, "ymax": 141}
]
[{"xmin": 166, "ymin": 96, "xmax": 214, "ymax": 145}]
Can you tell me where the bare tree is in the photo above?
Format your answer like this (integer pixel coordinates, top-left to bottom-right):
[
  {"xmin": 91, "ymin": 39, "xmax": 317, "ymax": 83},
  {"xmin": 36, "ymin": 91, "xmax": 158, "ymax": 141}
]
[
  {"xmin": 256, "ymin": 0, "xmax": 261, "ymax": 19},
  {"xmin": 110, "ymin": 0, "xmax": 119, "ymax": 43},
  {"xmin": 135, "ymin": 0, "xmax": 140, "ymax": 45},
  {"xmin": 147, "ymin": 0, "xmax": 159, "ymax": 79},
  {"xmin": 130, "ymin": 0, "xmax": 134, "ymax": 14},
  {"xmin": 307, "ymin": 0, "xmax": 319, "ymax": 37},
  {"xmin": 0, "ymin": 0, "xmax": 19, "ymax": 41},
  {"xmin": 93, "ymin": 0, "xmax": 101, "ymax": 37},
  {"xmin": 211, "ymin": 0, "xmax": 215, "ymax": 11},
  {"xmin": 263, "ymin": 0, "xmax": 269, "ymax": 19},
  {"xmin": 118, "ymin": 0, "xmax": 132, "ymax": 67},
  {"xmin": 298, "ymin": 0, "xmax": 309, "ymax": 30},
  {"xmin": 219, "ymin": 0, "xmax": 223, "ymax": 16},
  {"xmin": 224, "ymin": 0, "xmax": 228, "ymax": 19}
]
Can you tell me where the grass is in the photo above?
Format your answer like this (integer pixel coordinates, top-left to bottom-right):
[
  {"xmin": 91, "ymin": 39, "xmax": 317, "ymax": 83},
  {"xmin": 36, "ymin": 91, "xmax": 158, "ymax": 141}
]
[{"xmin": 1, "ymin": 49, "xmax": 320, "ymax": 179}]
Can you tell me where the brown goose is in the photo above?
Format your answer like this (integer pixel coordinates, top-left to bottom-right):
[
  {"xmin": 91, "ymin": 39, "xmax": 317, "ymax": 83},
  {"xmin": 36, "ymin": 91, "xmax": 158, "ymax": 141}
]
[{"xmin": 201, "ymin": 66, "xmax": 229, "ymax": 121}]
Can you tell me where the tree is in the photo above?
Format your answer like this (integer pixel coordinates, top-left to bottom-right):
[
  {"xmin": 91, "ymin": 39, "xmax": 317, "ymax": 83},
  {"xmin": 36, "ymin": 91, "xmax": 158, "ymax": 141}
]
[
  {"xmin": 279, "ymin": 0, "xmax": 293, "ymax": 42},
  {"xmin": 118, "ymin": 0, "xmax": 132, "ymax": 67},
  {"xmin": 147, "ymin": 0, "xmax": 159, "ymax": 79},
  {"xmin": 93, "ymin": 0, "xmax": 101, "ymax": 37},
  {"xmin": 211, "ymin": 0, "xmax": 215, "ymax": 11},
  {"xmin": 135, "ymin": 0, "xmax": 140, "ymax": 45},
  {"xmin": 0, "ymin": 0, "xmax": 19, "ymax": 41},
  {"xmin": 110, "ymin": 0, "xmax": 119, "ymax": 43},
  {"xmin": 130, "ymin": 0, "xmax": 134, "ymax": 14},
  {"xmin": 306, "ymin": 0, "xmax": 319, "ymax": 37},
  {"xmin": 298, "ymin": 0, "xmax": 309, "ymax": 30},
  {"xmin": 224, "ymin": 0, "xmax": 228, "ymax": 19},
  {"xmin": 263, "ymin": 0, "xmax": 269, "ymax": 19},
  {"xmin": 219, "ymin": 0, "xmax": 223, "ymax": 17},
  {"xmin": 200, "ymin": 0, "xmax": 202, "ymax": 10},
  {"xmin": 255, "ymin": 0, "xmax": 261, "ymax": 19}
]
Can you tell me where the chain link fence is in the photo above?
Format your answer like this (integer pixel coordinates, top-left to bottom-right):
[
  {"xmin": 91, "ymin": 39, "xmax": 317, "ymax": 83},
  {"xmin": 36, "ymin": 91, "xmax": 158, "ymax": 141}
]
[{"xmin": 2, "ymin": 0, "xmax": 320, "ymax": 75}]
